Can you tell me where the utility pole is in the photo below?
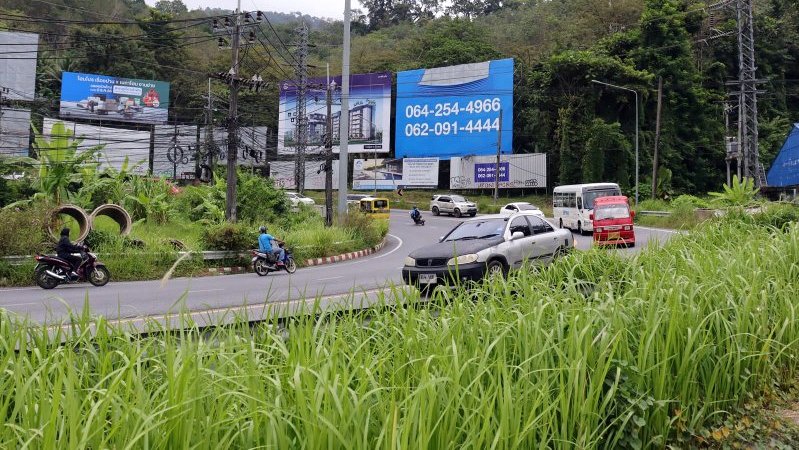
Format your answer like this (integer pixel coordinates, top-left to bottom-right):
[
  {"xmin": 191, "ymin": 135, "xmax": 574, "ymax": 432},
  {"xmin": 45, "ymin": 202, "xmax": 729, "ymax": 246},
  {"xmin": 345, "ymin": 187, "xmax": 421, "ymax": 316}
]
[
  {"xmin": 294, "ymin": 22, "xmax": 309, "ymax": 195},
  {"xmin": 338, "ymin": 0, "xmax": 352, "ymax": 217},
  {"xmin": 324, "ymin": 80, "xmax": 335, "ymax": 227},
  {"xmin": 205, "ymin": 77, "xmax": 215, "ymax": 174},
  {"xmin": 735, "ymin": 0, "xmax": 764, "ymax": 187},
  {"xmin": 651, "ymin": 76, "xmax": 663, "ymax": 199},
  {"xmin": 494, "ymin": 109, "xmax": 503, "ymax": 201},
  {"xmin": 223, "ymin": 0, "xmax": 242, "ymax": 222}
]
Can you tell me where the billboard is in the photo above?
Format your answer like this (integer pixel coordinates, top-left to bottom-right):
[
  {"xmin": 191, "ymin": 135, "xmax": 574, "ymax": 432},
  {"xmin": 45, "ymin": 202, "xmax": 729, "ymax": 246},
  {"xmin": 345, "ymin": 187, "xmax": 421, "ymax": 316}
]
[
  {"xmin": 59, "ymin": 72, "xmax": 170, "ymax": 125},
  {"xmin": 395, "ymin": 58, "xmax": 514, "ymax": 160},
  {"xmin": 353, "ymin": 158, "xmax": 439, "ymax": 190},
  {"xmin": 278, "ymin": 72, "xmax": 391, "ymax": 155},
  {"xmin": 450, "ymin": 153, "xmax": 546, "ymax": 190},
  {"xmin": 270, "ymin": 160, "xmax": 340, "ymax": 190},
  {"xmin": 0, "ymin": 31, "xmax": 38, "ymax": 101},
  {"xmin": 0, "ymin": 109, "xmax": 32, "ymax": 157},
  {"xmin": 43, "ymin": 118, "xmax": 151, "ymax": 174}
]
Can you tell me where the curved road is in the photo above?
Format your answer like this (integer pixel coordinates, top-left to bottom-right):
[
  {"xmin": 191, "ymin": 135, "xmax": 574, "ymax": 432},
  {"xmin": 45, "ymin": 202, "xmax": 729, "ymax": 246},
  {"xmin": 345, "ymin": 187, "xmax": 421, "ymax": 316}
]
[{"xmin": 0, "ymin": 211, "xmax": 677, "ymax": 326}]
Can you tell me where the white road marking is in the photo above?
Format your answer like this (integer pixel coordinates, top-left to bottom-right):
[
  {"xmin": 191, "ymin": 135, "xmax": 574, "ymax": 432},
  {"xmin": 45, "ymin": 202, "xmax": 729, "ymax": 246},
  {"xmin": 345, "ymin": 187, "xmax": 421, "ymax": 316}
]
[
  {"xmin": 188, "ymin": 288, "xmax": 225, "ymax": 294},
  {"xmin": 0, "ymin": 287, "xmax": 39, "ymax": 292},
  {"xmin": 2, "ymin": 302, "xmax": 38, "ymax": 307},
  {"xmin": 317, "ymin": 276, "xmax": 344, "ymax": 281},
  {"xmin": 636, "ymin": 226, "xmax": 680, "ymax": 234}
]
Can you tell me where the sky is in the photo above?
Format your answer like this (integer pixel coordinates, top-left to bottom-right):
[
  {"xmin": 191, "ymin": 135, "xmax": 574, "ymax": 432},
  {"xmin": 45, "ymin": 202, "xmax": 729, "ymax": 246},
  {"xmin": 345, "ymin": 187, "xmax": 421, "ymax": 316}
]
[{"xmin": 144, "ymin": 0, "xmax": 363, "ymax": 20}]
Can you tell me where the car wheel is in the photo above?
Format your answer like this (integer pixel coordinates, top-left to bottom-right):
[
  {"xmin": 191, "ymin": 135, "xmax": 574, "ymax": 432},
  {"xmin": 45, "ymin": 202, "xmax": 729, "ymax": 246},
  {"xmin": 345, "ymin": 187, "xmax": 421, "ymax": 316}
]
[
  {"xmin": 432, "ymin": 206, "xmax": 440, "ymax": 216},
  {"xmin": 485, "ymin": 260, "xmax": 506, "ymax": 280},
  {"xmin": 554, "ymin": 246, "xmax": 568, "ymax": 259},
  {"xmin": 454, "ymin": 208, "xmax": 462, "ymax": 218}
]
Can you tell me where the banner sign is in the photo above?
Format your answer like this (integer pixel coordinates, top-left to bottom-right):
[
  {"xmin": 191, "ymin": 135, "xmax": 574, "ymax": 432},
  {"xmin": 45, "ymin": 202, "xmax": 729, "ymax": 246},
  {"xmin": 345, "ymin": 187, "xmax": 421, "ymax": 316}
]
[
  {"xmin": 59, "ymin": 71, "xmax": 170, "ymax": 124},
  {"xmin": 278, "ymin": 72, "xmax": 391, "ymax": 155},
  {"xmin": 353, "ymin": 158, "xmax": 440, "ymax": 190},
  {"xmin": 395, "ymin": 58, "xmax": 514, "ymax": 160},
  {"xmin": 474, "ymin": 162, "xmax": 509, "ymax": 183},
  {"xmin": 401, "ymin": 157, "xmax": 439, "ymax": 188},
  {"xmin": 450, "ymin": 154, "xmax": 546, "ymax": 190}
]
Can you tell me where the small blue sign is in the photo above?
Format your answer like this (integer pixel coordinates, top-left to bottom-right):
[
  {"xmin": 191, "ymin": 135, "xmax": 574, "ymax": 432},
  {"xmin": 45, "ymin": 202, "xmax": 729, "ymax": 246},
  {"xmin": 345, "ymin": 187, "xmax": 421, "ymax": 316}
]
[{"xmin": 474, "ymin": 162, "xmax": 509, "ymax": 183}]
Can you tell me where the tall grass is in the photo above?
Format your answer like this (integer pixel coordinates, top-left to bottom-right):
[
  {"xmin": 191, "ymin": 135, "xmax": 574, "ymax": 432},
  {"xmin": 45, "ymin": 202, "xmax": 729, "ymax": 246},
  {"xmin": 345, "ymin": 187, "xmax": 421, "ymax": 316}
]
[{"xmin": 1, "ymin": 215, "xmax": 798, "ymax": 448}]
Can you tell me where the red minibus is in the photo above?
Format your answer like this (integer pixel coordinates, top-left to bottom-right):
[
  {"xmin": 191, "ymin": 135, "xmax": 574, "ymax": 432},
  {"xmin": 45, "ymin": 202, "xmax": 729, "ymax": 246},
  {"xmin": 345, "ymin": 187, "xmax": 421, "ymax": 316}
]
[{"xmin": 590, "ymin": 196, "xmax": 635, "ymax": 247}]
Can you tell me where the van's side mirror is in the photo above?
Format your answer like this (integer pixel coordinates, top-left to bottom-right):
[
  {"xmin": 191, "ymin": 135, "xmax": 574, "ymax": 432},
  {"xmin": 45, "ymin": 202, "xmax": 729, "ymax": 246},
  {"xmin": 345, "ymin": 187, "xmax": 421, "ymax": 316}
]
[
  {"xmin": 630, "ymin": 210, "xmax": 636, "ymax": 218},
  {"xmin": 589, "ymin": 213, "xmax": 594, "ymax": 221}
]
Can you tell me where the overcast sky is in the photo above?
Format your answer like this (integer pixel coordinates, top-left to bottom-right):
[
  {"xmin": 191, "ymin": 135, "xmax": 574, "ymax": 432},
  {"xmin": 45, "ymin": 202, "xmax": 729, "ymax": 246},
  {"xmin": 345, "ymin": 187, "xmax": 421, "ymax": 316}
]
[{"xmin": 144, "ymin": 0, "xmax": 363, "ymax": 20}]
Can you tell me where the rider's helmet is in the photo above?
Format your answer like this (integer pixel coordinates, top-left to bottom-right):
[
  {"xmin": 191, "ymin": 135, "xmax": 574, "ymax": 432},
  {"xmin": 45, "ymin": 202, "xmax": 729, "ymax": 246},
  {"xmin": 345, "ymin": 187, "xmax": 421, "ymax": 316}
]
[
  {"xmin": 259, "ymin": 225, "xmax": 267, "ymax": 233},
  {"xmin": 61, "ymin": 227, "xmax": 70, "ymax": 237}
]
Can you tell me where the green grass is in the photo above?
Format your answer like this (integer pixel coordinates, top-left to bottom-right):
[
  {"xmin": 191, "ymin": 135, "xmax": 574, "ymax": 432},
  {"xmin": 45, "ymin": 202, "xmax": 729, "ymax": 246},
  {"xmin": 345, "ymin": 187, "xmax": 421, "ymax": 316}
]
[{"xmin": 1, "ymin": 209, "xmax": 798, "ymax": 448}]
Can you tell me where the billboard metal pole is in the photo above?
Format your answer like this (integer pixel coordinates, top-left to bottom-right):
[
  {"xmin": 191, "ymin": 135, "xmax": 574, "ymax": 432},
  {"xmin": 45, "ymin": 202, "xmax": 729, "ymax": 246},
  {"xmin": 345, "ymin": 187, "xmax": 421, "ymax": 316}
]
[
  {"xmin": 494, "ymin": 109, "xmax": 503, "ymax": 201},
  {"xmin": 337, "ymin": 0, "xmax": 351, "ymax": 217}
]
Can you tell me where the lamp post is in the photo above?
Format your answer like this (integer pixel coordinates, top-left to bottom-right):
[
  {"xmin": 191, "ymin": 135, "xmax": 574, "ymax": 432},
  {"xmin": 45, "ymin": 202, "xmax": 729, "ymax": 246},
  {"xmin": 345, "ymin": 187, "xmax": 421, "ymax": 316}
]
[{"xmin": 591, "ymin": 79, "xmax": 639, "ymax": 205}]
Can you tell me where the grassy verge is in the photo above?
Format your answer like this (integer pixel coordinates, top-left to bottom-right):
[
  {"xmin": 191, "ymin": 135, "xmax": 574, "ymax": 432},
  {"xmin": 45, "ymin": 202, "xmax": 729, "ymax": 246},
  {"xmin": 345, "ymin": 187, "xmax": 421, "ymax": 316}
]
[
  {"xmin": 0, "ymin": 208, "xmax": 388, "ymax": 286},
  {"xmin": 1, "ymin": 206, "xmax": 798, "ymax": 448}
]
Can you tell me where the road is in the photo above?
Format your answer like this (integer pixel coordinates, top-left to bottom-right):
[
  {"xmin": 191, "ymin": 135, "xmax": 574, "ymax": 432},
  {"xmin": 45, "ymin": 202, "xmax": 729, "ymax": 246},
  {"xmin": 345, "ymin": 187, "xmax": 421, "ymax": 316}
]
[{"xmin": 0, "ymin": 211, "xmax": 678, "ymax": 326}]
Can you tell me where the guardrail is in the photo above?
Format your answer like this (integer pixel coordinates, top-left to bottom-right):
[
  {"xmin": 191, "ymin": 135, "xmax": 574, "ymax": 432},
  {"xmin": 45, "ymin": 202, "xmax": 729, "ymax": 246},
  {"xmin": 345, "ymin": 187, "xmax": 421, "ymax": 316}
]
[{"xmin": 636, "ymin": 210, "xmax": 672, "ymax": 217}]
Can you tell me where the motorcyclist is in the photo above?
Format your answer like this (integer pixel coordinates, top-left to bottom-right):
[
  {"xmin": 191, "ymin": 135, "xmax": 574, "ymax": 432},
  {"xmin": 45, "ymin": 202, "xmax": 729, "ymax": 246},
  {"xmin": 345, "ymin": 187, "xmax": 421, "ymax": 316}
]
[
  {"xmin": 410, "ymin": 206, "xmax": 423, "ymax": 223},
  {"xmin": 56, "ymin": 227, "xmax": 84, "ymax": 277},
  {"xmin": 258, "ymin": 225, "xmax": 285, "ymax": 266}
]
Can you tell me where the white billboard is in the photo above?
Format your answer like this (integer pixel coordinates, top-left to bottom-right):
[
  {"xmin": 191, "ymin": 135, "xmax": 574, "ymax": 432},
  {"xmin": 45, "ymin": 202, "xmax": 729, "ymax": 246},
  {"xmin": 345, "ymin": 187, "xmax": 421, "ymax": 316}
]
[
  {"xmin": 450, "ymin": 153, "xmax": 547, "ymax": 190},
  {"xmin": 0, "ymin": 31, "xmax": 38, "ymax": 101},
  {"xmin": 270, "ymin": 160, "xmax": 340, "ymax": 190},
  {"xmin": 0, "ymin": 108, "xmax": 31, "ymax": 156},
  {"xmin": 43, "ymin": 118, "xmax": 150, "ymax": 174}
]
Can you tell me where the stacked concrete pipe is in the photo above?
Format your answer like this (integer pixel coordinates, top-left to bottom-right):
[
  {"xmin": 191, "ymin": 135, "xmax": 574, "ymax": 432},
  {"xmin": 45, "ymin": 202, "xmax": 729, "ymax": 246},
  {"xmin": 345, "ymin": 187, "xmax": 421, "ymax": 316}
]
[
  {"xmin": 48, "ymin": 204, "xmax": 91, "ymax": 241},
  {"xmin": 90, "ymin": 204, "xmax": 132, "ymax": 236}
]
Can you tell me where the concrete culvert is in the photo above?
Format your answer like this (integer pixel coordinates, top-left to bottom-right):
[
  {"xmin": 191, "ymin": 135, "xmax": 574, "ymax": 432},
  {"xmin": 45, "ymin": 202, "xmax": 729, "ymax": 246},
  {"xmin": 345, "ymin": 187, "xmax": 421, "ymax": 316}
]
[
  {"xmin": 90, "ymin": 204, "xmax": 133, "ymax": 236},
  {"xmin": 48, "ymin": 204, "xmax": 91, "ymax": 242}
]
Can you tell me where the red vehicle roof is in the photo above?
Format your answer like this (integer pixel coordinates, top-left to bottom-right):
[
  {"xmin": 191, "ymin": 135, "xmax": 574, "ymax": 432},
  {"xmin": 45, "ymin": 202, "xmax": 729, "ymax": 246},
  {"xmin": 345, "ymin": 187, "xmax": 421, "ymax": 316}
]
[{"xmin": 594, "ymin": 195, "xmax": 629, "ymax": 206}]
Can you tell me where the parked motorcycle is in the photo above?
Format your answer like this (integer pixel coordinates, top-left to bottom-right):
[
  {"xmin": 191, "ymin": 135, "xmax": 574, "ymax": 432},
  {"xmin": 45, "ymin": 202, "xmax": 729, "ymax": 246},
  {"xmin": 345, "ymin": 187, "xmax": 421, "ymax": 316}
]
[
  {"xmin": 33, "ymin": 244, "xmax": 111, "ymax": 289},
  {"xmin": 252, "ymin": 243, "xmax": 297, "ymax": 276}
]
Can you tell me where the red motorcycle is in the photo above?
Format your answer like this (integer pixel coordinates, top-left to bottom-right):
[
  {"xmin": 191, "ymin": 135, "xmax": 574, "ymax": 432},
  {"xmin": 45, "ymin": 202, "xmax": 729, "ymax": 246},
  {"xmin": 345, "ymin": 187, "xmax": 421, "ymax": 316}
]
[{"xmin": 33, "ymin": 244, "xmax": 111, "ymax": 289}]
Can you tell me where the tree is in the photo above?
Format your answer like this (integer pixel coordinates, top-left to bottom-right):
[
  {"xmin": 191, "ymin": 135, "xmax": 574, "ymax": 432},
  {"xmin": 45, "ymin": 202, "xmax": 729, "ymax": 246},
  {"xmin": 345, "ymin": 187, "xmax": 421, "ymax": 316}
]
[
  {"xmin": 32, "ymin": 122, "xmax": 104, "ymax": 205},
  {"xmin": 583, "ymin": 119, "xmax": 632, "ymax": 184},
  {"xmin": 154, "ymin": 0, "xmax": 188, "ymax": 16},
  {"xmin": 409, "ymin": 18, "xmax": 501, "ymax": 68}
]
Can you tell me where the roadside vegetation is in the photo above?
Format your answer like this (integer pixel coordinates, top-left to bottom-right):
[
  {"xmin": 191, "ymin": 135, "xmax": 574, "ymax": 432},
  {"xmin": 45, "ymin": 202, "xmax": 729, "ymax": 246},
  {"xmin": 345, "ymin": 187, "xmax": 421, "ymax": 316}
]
[
  {"xmin": 0, "ymin": 125, "xmax": 388, "ymax": 287},
  {"xmin": 1, "ymin": 205, "xmax": 798, "ymax": 448}
]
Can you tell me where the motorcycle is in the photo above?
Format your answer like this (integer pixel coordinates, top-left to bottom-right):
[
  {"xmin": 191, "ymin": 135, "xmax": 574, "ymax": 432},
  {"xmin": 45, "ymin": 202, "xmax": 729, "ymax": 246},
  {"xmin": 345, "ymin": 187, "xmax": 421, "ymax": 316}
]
[
  {"xmin": 33, "ymin": 244, "xmax": 111, "ymax": 289},
  {"xmin": 252, "ymin": 243, "xmax": 297, "ymax": 276},
  {"xmin": 411, "ymin": 213, "xmax": 425, "ymax": 226}
]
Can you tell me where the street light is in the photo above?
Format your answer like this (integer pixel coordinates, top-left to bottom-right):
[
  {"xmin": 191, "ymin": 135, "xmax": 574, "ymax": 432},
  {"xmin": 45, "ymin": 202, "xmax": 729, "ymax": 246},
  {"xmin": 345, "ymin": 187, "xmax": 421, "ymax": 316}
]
[{"xmin": 591, "ymin": 79, "xmax": 639, "ymax": 205}]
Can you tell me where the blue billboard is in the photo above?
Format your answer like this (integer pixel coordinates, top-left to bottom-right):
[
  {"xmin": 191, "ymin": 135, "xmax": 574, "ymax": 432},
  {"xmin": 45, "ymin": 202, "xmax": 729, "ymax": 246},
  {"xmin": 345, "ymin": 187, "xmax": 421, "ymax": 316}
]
[
  {"xmin": 395, "ymin": 58, "xmax": 513, "ymax": 160},
  {"xmin": 59, "ymin": 72, "xmax": 170, "ymax": 125}
]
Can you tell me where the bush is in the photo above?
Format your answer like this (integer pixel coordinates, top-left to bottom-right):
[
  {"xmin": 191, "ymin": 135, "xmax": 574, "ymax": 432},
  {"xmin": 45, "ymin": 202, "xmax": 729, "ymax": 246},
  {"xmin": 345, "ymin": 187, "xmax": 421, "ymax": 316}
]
[
  {"xmin": 753, "ymin": 203, "xmax": 799, "ymax": 231},
  {"xmin": 340, "ymin": 211, "xmax": 386, "ymax": 248},
  {"xmin": 671, "ymin": 194, "xmax": 709, "ymax": 209},
  {"xmin": 201, "ymin": 222, "xmax": 257, "ymax": 251},
  {"xmin": 0, "ymin": 202, "xmax": 51, "ymax": 256},
  {"xmin": 172, "ymin": 185, "xmax": 214, "ymax": 221},
  {"xmin": 635, "ymin": 198, "xmax": 669, "ymax": 212},
  {"xmin": 236, "ymin": 171, "xmax": 290, "ymax": 223}
]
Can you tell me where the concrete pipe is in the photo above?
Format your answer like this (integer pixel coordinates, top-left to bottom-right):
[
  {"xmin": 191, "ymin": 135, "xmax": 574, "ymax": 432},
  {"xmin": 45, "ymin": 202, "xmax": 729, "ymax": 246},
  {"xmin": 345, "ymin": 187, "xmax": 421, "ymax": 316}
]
[
  {"xmin": 90, "ymin": 204, "xmax": 133, "ymax": 236},
  {"xmin": 48, "ymin": 204, "xmax": 91, "ymax": 242}
]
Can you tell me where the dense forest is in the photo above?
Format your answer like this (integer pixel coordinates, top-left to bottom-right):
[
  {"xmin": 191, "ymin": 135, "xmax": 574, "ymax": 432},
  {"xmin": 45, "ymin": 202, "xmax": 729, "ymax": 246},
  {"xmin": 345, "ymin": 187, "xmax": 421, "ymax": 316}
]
[{"xmin": 1, "ymin": 0, "xmax": 797, "ymax": 194}]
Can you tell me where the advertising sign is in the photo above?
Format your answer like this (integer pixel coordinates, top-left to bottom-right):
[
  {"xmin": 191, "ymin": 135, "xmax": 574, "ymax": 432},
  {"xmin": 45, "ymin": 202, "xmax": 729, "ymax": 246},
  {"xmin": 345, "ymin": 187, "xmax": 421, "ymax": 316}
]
[
  {"xmin": 270, "ymin": 160, "xmax": 340, "ymax": 191},
  {"xmin": 0, "ymin": 31, "xmax": 38, "ymax": 101},
  {"xmin": 474, "ymin": 162, "xmax": 509, "ymax": 183},
  {"xmin": 278, "ymin": 72, "xmax": 391, "ymax": 155},
  {"xmin": 353, "ymin": 158, "xmax": 440, "ymax": 190},
  {"xmin": 401, "ymin": 158, "xmax": 439, "ymax": 188},
  {"xmin": 59, "ymin": 72, "xmax": 170, "ymax": 124},
  {"xmin": 450, "ymin": 154, "xmax": 546, "ymax": 190},
  {"xmin": 395, "ymin": 58, "xmax": 514, "ymax": 160},
  {"xmin": 43, "ymin": 118, "xmax": 151, "ymax": 174}
]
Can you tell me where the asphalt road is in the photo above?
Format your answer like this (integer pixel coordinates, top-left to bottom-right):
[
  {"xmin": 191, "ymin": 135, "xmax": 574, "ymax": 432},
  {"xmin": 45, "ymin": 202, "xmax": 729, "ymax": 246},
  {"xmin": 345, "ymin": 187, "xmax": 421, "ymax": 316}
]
[{"xmin": 0, "ymin": 211, "xmax": 678, "ymax": 326}]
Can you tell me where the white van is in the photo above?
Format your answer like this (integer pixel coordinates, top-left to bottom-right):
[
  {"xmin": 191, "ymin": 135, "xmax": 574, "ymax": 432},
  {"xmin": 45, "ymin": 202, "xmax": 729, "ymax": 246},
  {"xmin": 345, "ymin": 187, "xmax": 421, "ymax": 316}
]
[{"xmin": 552, "ymin": 183, "xmax": 622, "ymax": 234}]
